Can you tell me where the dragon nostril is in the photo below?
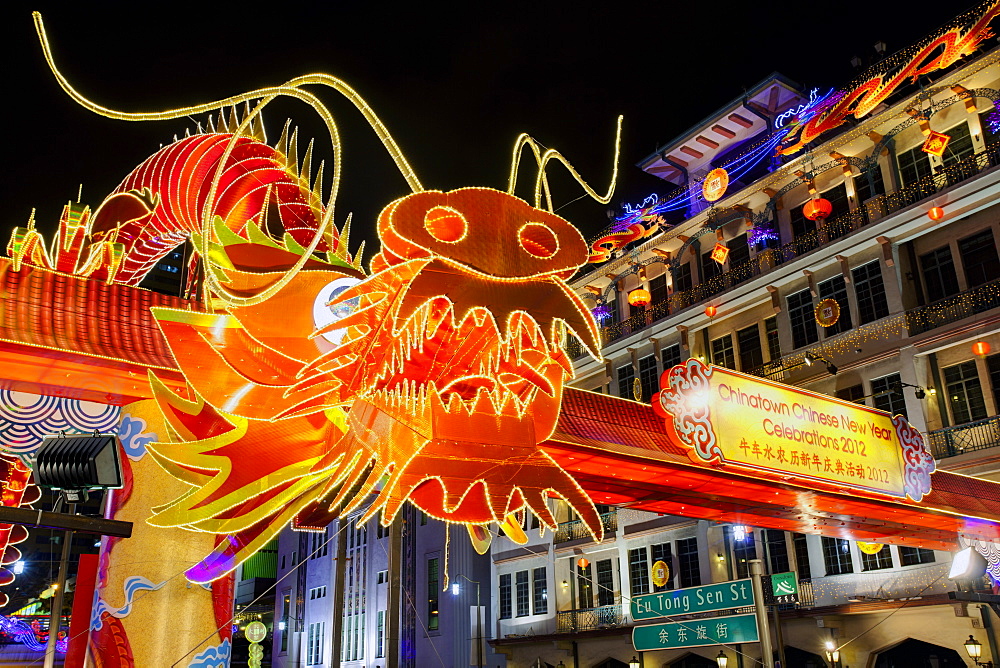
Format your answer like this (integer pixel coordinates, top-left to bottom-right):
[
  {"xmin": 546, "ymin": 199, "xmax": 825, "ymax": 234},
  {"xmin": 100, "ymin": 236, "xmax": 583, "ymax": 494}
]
[
  {"xmin": 518, "ymin": 223, "xmax": 558, "ymax": 259},
  {"xmin": 423, "ymin": 206, "xmax": 467, "ymax": 243}
]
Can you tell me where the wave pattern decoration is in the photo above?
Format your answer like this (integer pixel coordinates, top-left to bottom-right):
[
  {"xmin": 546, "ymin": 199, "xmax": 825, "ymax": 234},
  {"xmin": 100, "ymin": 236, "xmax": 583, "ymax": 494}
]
[{"xmin": 0, "ymin": 389, "xmax": 120, "ymax": 456}]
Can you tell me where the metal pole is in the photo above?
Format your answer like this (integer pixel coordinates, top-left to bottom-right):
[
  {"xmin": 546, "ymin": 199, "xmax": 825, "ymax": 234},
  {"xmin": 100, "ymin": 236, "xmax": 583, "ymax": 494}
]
[
  {"xmin": 748, "ymin": 559, "xmax": 775, "ymax": 668},
  {"xmin": 330, "ymin": 522, "xmax": 347, "ymax": 666},
  {"xmin": 44, "ymin": 527, "xmax": 73, "ymax": 668},
  {"xmin": 386, "ymin": 514, "xmax": 403, "ymax": 668},
  {"xmin": 475, "ymin": 580, "xmax": 483, "ymax": 668}
]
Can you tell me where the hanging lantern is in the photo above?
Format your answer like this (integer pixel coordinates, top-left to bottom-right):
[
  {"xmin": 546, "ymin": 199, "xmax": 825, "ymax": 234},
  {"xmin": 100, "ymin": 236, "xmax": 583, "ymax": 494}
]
[
  {"xmin": 577, "ymin": 557, "xmax": 590, "ymax": 569},
  {"xmin": 628, "ymin": 288, "xmax": 651, "ymax": 307},
  {"xmin": 705, "ymin": 305, "xmax": 718, "ymax": 318},
  {"xmin": 928, "ymin": 206, "xmax": 945, "ymax": 221},
  {"xmin": 803, "ymin": 198, "xmax": 833, "ymax": 221},
  {"xmin": 972, "ymin": 341, "xmax": 991, "ymax": 357}
]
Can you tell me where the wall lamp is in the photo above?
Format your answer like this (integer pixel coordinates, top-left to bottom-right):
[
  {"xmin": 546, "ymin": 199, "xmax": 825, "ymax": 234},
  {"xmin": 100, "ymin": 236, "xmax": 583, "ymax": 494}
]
[
  {"xmin": 895, "ymin": 381, "xmax": 928, "ymax": 399},
  {"xmin": 965, "ymin": 635, "xmax": 993, "ymax": 666},
  {"xmin": 804, "ymin": 353, "xmax": 837, "ymax": 375}
]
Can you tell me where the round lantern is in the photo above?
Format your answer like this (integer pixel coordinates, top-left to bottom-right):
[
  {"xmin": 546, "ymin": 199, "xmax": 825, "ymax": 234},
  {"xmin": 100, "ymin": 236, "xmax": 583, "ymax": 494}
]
[
  {"xmin": 577, "ymin": 557, "xmax": 590, "ymax": 569},
  {"xmin": 973, "ymin": 341, "xmax": 991, "ymax": 357},
  {"xmin": 803, "ymin": 198, "xmax": 833, "ymax": 221},
  {"xmin": 705, "ymin": 305, "xmax": 718, "ymax": 318},
  {"xmin": 628, "ymin": 288, "xmax": 651, "ymax": 307},
  {"xmin": 928, "ymin": 206, "xmax": 945, "ymax": 221}
]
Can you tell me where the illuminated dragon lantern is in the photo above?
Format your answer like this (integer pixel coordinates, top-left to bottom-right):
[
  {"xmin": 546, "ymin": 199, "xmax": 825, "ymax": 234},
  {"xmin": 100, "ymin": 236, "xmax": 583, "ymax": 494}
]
[{"xmin": 27, "ymin": 13, "xmax": 620, "ymax": 584}]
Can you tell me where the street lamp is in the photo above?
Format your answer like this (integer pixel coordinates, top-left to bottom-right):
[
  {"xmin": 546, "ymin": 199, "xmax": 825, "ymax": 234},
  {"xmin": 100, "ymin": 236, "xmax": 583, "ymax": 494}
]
[
  {"xmin": 965, "ymin": 635, "xmax": 994, "ymax": 666},
  {"xmin": 825, "ymin": 639, "xmax": 840, "ymax": 666},
  {"xmin": 715, "ymin": 649, "xmax": 729, "ymax": 667},
  {"xmin": 629, "ymin": 656, "xmax": 639, "ymax": 668},
  {"xmin": 452, "ymin": 574, "xmax": 483, "ymax": 668}
]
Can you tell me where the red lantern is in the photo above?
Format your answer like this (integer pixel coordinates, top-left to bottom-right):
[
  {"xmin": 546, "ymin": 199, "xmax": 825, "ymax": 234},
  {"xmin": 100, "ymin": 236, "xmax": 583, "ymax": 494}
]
[
  {"xmin": 705, "ymin": 305, "xmax": 718, "ymax": 318},
  {"xmin": 973, "ymin": 341, "xmax": 991, "ymax": 357},
  {"xmin": 628, "ymin": 288, "xmax": 651, "ymax": 307},
  {"xmin": 928, "ymin": 206, "xmax": 945, "ymax": 221},
  {"xmin": 803, "ymin": 198, "xmax": 833, "ymax": 221},
  {"xmin": 577, "ymin": 557, "xmax": 590, "ymax": 569}
]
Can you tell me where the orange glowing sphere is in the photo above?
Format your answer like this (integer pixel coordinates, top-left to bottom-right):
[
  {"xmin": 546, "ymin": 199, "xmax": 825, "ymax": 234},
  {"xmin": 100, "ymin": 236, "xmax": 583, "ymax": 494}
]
[
  {"xmin": 628, "ymin": 288, "xmax": 651, "ymax": 307},
  {"xmin": 928, "ymin": 206, "xmax": 945, "ymax": 221},
  {"xmin": 577, "ymin": 557, "xmax": 590, "ymax": 569},
  {"xmin": 803, "ymin": 198, "xmax": 833, "ymax": 221},
  {"xmin": 705, "ymin": 305, "xmax": 718, "ymax": 318},
  {"xmin": 973, "ymin": 341, "xmax": 991, "ymax": 357}
]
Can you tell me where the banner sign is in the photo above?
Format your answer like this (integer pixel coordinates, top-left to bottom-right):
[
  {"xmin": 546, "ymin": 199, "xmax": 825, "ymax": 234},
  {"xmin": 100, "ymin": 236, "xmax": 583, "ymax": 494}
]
[
  {"xmin": 654, "ymin": 360, "xmax": 935, "ymax": 502},
  {"xmin": 633, "ymin": 612, "xmax": 759, "ymax": 651}
]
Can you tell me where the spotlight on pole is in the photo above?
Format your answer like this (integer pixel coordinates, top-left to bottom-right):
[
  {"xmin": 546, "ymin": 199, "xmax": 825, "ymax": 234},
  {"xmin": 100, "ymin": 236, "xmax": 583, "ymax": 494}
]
[{"xmin": 33, "ymin": 433, "xmax": 124, "ymax": 504}]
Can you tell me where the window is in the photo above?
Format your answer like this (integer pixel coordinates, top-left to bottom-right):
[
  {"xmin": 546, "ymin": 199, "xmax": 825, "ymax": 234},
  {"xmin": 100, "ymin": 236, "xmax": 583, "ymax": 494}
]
[
  {"xmin": 676, "ymin": 537, "xmax": 702, "ymax": 588},
  {"xmin": 376, "ymin": 610, "xmax": 385, "ymax": 658},
  {"xmin": 854, "ymin": 164, "xmax": 886, "ymax": 202},
  {"xmin": 899, "ymin": 547, "xmax": 935, "ymax": 566},
  {"xmin": 765, "ymin": 530, "xmax": 790, "ymax": 574},
  {"xmin": 729, "ymin": 233, "xmax": 750, "ymax": 273},
  {"xmin": 732, "ymin": 528, "xmax": 756, "ymax": 579},
  {"xmin": 989, "ymin": 354, "xmax": 1000, "ymax": 407},
  {"xmin": 628, "ymin": 547, "xmax": 649, "ymax": 596},
  {"xmin": 650, "ymin": 542, "xmax": 673, "ymax": 592},
  {"xmin": 822, "ymin": 536, "xmax": 854, "ymax": 575},
  {"xmin": 793, "ymin": 533, "xmax": 812, "ymax": 579},
  {"xmin": 982, "ymin": 108, "xmax": 1000, "ymax": 143},
  {"xmin": 789, "ymin": 201, "xmax": 813, "ymax": 240},
  {"xmin": 737, "ymin": 325, "xmax": 763, "ymax": 371},
  {"xmin": 821, "ymin": 183, "xmax": 850, "ymax": 240},
  {"xmin": 711, "ymin": 334, "xmax": 736, "ymax": 369},
  {"xmin": 958, "ymin": 229, "xmax": 1000, "ymax": 288},
  {"xmin": 499, "ymin": 573, "xmax": 512, "ymax": 619},
  {"xmin": 377, "ymin": 569, "xmax": 388, "ymax": 584},
  {"xmin": 701, "ymin": 248, "xmax": 722, "ymax": 283},
  {"xmin": 787, "ymin": 290, "xmax": 818, "ymax": 348},
  {"xmin": 650, "ymin": 273, "xmax": 668, "ymax": 306},
  {"xmin": 310, "ymin": 526, "xmax": 329, "ymax": 558},
  {"xmin": 576, "ymin": 561, "xmax": 594, "ymax": 609},
  {"xmin": 861, "ymin": 545, "xmax": 893, "ymax": 571},
  {"xmin": 674, "ymin": 262, "xmax": 693, "ymax": 293},
  {"xmin": 513, "ymin": 569, "xmax": 529, "ymax": 616},
  {"xmin": 662, "ymin": 343, "xmax": 682, "ymax": 370},
  {"xmin": 836, "ymin": 384, "xmax": 865, "ymax": 404},
  {"xmin": 617, "ymin": 364, "xmax": 635, "ymax": 400},
  {"xmin": 309, "ymin": 585, "xmax": 327, "ymax": 599},
  {"xmin": 596, "ymin": 559, "xmax": 615, "ymax": 606},
  {"xmin": 897, "ymin": 143, "xmax": 933, "ymax": 185},
  {"xmin": 818, "ymin": 275, "xmax": 853, "ymax": 336},
  {"xmin": 377, "ymin": 521, "xmax": 388, "ymax": 539},
  {"xmin": 944, "ymin": 360, "xmax": 988, "ymax": 424},
  {"xmin": 427, "ymin": 558, "xmax": 439, "ymax": 631},
  {"xmin": 532, "ymin": 567, "xmax": 547, "ymax": 615},
  {"xmin": 871, "ymin": 374, "xmax": 907, "ymax": 419},
  {"xmin": 280, "ymin": 592, "xmax": 291, "ymax": 653},
  {"xmin": 420, "ymin": 512, "xmax": 427, "ymax": 526},
  {"xmin": 920, "ymin": 246, "xmax": 960, "ymax": 302},
  {"xmin": 307, "ymin": 621, "xmax": 325, "ymax": 665},
  {"xmin": 638, "ymin": 355, "xmax": 659, "ymax": 403},
  {"xmin": 765, "ymin": 317, "xmax": 781, "ymax": 361},
  {"xmin": 852, "ymin": 261, "xmax": 889, "ymax": 324},
  {"xmin": 941, "ymin": 121, "xmax": 975, "ymax": 167}
]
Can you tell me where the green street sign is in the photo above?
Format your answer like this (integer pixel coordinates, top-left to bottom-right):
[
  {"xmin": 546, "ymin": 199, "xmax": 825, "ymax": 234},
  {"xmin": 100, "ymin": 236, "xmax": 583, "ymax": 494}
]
[
  {"xmin": 633, "ymin": 612, "xmax": 759, "ymax": 651},
  {"xmin": 764, "ymin": 571, "xmax": 799, "ymax": 604},
  {"xmin": 631, "ymin": 579, "xmax": 753, "ymax": 621}
]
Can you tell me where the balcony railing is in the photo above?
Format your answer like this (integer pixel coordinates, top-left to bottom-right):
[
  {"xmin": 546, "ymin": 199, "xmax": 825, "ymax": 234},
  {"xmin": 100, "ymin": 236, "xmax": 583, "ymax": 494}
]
[
  {"xmin": 554, "ymin": 511, "xmax": 618, "ymax": 544},
  {"xmin": 906, "ymin": 277, "xmax": 1000, "ymax": 335},
  {"xmin": 927, "ymin": 415, "xmax": 1000, "ymax": 459},
  {"xmin": 579, "ymin": 141, "xmax": 1000, "ymax": 351},
  {"xmin": 555, "ymin": 604, "xmax": 625, "ymax": 633}
]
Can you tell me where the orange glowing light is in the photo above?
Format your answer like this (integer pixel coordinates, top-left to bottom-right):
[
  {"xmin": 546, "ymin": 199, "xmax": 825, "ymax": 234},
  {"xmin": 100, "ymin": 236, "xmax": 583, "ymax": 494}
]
[
  {"xmin": 577, "ymin": 557, "xmax": 590, "ymax": 569},
  {"xmin": 705, "ymin": 305, "xmax": 718, "ymax": 318},
  {"xmin": 628, "ymin": 288, "xmax": 651, "ymax": 307},
  {"xmin": 803, "ymin": 198, "xmax": 832, "ymax": 221},
  {"xmin": 710, "ymin": 243, "xmax": 729, "ymax": 265},
  {"xmin": 928, "ymin": 206, "xmax": 945, "ymax": 221},
  {"xmin": 973, "ymin": 341, "xmax": 991, "ymax": 357}
]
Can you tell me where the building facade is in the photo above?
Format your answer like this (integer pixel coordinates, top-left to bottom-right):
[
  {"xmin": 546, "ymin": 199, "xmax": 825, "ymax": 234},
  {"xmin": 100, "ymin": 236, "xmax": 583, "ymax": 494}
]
[{"xmin": 493, "ymin": 10, "xmax": 1000, "ymax": 668}]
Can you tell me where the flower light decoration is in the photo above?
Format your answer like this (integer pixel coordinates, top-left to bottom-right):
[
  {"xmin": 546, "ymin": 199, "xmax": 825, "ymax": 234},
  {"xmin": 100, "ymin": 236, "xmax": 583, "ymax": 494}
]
[{"xmin": 31, "ymin": 12, "xmax": 620, "ymax": 582}]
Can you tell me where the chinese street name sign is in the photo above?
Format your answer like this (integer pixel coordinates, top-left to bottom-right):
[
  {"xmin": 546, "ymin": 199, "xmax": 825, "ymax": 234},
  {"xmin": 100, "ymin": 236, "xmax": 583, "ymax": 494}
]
[
  {"xmin": 633, "ymin": 612, "xmax": 759, "ymax": 651},
  {"xmin": 762, "ymin": 571, "xmax": 799, "ymax": 605},
  {"xmin": 631, "ymin": 579, "xmax": 753, "ymax": 621}
]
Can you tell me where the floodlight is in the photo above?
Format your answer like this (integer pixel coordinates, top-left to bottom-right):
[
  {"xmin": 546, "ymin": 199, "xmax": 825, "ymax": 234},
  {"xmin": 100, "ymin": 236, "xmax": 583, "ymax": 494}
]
[
  {"xmin": 33, "ymin": 433, "xmax": 123, "ymax": 503},
  {"xmin": 949, "ymin": 546, "xmax": 988, "ymax": 580}
]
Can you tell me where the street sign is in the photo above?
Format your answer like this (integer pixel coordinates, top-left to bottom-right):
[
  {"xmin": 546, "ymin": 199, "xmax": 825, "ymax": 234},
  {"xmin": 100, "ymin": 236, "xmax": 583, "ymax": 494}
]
[
  {"xmin": 762, "ymin": 571, "xmax": 799, "ymax": 605},
  {"xmin": 633, "ymin": 612, "xmax": 759, "ymax": 651},
  {"xmin": 631, "ymin": 579, "xmax": 753, "ymax": 621}
]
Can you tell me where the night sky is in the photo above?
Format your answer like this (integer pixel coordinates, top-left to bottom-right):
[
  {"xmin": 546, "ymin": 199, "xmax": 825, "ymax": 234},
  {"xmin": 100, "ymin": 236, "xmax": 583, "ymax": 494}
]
[{"xmin": 0, "ymin": 2, "xmax": 972, "ymax": 254}]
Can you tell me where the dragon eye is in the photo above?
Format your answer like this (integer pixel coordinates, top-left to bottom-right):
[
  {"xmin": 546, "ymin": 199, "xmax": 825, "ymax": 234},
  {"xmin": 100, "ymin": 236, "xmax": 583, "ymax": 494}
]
[
  {"xmin": 312, "ymin": 277, "xmax": 362, "ymax": 345},
  {"xmin": 518, "ymin": 223, "xmax": 558, "ymax": 258},
  {"xmin": 423, "ymin": 206, "xmax": 467, "ymax": 242}
]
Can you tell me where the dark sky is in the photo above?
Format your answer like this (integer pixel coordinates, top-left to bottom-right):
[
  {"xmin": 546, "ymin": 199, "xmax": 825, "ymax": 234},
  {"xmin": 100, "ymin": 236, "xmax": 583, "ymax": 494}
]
[{"xmin": 0, "ymin": 2, "xmax": 973, "ymax": 254}]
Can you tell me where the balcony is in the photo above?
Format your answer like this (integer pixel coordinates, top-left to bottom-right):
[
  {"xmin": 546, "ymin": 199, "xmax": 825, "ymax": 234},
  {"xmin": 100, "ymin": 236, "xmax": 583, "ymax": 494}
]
[
  {"xmin": 555, "ymin": 604, "xmax": 625, "ymax": 633},
  {"xmin": 579, "ymin": 141, "xmax": 1000, "ymax": 352},
  {"xmin": 554, "ymin": 511, "xmax": 618, "ymax": 543},
  {"xmin": 906, "ymin": 277, "xmax": 1000, "ymax": 335},
  {"xmin": 927, "ymin": 415, "xmax": 1000, "ymax": 459}
]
